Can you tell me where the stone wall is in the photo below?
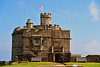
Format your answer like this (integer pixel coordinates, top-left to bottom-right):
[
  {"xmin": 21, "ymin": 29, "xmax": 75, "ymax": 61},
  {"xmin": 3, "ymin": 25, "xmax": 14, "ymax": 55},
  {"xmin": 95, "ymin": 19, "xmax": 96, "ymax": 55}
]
[
  {"xmin": 12, "ymin": 34, "xmax": 23, "ymax": 61},
  {"xmin": 70, "ymin": 54, "xmax": 81, "ymax": 62},
  {"xmin": 64, "ymin": 53, "xmax": 71, "ymax": 62},
  {"xmin": 0, "ymin": 61, "xmax": 5, "ymax": 66},
  {"xmin": 12, "ymin": 13, "xmax": 71, "ymax": 62},
  {"xmin": 0, "ymin": 61, "xmax": 13, "ymax": 66},
  {"xmin": 86, "ymin": 55, "xmax": 100, "ymax": 62}
]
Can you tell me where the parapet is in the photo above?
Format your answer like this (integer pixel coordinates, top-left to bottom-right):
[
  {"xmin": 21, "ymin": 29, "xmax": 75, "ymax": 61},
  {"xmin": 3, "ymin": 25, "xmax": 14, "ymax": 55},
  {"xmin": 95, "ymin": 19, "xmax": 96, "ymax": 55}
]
[
  {"xmin": 14, "ymin": 27, "xmax": 21, "ymax": 31},
  {"xmin": 40, "ymin": 12, "xmax": 51, "ymax": 18},
  {"xmin": 71, "ymin": 54, "xmax": 81, "ymax": 58},
  {"xmin": 54, "ymin": 24, "xmax": 57, "ymax": 26},
  {"xmin": 12, "ymin": 27, "xmax": 21, "ymax": 34},
  {"xmin": 53, "ymin": 24, "xmax": 60, "ymax": 30},
  {"xmin": 23, "ymin": 26, "xmax": 27, "ymax": 29}
]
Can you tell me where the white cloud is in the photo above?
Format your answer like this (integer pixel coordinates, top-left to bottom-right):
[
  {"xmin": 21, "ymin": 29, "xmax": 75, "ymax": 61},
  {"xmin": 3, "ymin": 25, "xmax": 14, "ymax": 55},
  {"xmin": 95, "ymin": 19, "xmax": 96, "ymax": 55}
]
[
  {"xmin": 62, "ymin": 10, "xmax": 69, "ymax": 14},
  {"xmin": 89, "ymin": 1, "xmax": 100, "ymax": 21},
  {"xmin": 74, "ymin": 13, "xmax": 82, "ymax": 18},
  {"xmin": 0, "ymin": 42, "xmax": 11, "ymax": 51},
  {"xmin": 0, "ymin": 41, "xmax": 11, "ymax": 61},
  {"xmin": 61, "ymin": 10, "xmax": 82, "ymax": 20},
  {"xmin": 18, "ymin": 0, "xmax": 25, "ymax": 7},
  {"xmin": 84, "ymin": 40, "xmax": 100, "ymax": 54},
  {"xmin": 71, "ymin": 39, "xmax": 100, "ymax": 57}
]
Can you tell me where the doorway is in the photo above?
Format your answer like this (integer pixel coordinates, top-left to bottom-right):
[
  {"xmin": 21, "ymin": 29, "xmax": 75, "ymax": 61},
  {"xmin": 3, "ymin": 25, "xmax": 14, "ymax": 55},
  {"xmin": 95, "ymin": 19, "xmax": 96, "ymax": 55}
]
[{"xmin": 55, "ymin": 54, "xmax": 60, "ymax": 62}]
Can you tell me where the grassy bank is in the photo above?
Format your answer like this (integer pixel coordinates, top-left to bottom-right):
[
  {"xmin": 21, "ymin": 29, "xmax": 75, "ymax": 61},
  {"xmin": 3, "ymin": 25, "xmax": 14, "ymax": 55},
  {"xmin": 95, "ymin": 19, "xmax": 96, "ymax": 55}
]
[
  {"xmin": 65, "ymin": 62, "xmax": 100, "ymax": 67},
  {"xmin": 1, "ymin": 62, "xmax": 100, "ymax": 67},
  {"xmin": 1, "ymin": 62, "xmax": 56, "ymax": 67}
]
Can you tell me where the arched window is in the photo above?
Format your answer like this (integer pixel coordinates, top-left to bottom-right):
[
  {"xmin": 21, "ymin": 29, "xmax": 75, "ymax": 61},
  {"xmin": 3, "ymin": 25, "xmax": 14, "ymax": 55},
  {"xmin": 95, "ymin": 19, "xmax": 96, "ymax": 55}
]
[{"xmin": 34, "ymin": 39, "xmax": 40, "ymax": 45}]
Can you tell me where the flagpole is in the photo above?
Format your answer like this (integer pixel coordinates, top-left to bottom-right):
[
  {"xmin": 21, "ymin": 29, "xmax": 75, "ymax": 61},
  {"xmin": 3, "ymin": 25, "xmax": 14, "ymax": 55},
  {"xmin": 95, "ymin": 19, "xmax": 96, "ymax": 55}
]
[
  {"xmin": 40, "ymin": 6, "xmax": 46, "ymax": 31},
  {"xmin": 40, "ymin": 6, "xmax": 43, "ymax": 13},
  {"xmin": 42, "ymin": 6, "xmax": 43, "ymax": 13}
]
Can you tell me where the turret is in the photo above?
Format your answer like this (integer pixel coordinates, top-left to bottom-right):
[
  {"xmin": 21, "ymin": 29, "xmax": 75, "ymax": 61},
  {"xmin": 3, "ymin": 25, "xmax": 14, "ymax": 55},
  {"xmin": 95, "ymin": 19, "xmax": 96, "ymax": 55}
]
[
  {"xmin": 26, "ymin": 19, "xmax": 33, "ymax": 29},
  {"xmin": 40, "ymin": 13, "xmax": 51, "ymax": 26}
]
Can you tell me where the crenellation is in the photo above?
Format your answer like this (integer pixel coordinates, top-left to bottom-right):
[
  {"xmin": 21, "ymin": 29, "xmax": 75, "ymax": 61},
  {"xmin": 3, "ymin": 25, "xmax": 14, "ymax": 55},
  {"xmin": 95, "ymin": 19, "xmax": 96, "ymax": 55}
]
[
  {"xmin": 12, "ymin": 13, "xmax": 71, "ymax": 62},
  {"xmin": 10, "ymin": 12, "xmax": 100, "ymax": 63},
  {"xmin": 41, "ymin": 12, "xmax": 51, "ymax": 18},
  {"xmin": 23, "ymin": 26, "xmax": 27, "ymax": 29},
  {"xmin": 40, "ymin": 13, "xmax": 51, "ymax": 26}
]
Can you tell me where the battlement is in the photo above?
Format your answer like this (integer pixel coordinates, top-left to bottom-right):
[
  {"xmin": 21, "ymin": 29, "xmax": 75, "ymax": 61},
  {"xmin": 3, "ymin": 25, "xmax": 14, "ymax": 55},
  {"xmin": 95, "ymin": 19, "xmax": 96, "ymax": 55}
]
[
  {"xmin": 13, "ymin": 27, "xmax": 21, "ymax": 33},
  {"xmin": 14, "ymin": 27, "xmax": 21, "ymax": 31},
  {"xmin": 40, "ymin": 12, "xmax": 51, "ymax": 18},
  {"xmin": 40, "ymin": 12, "xmax": 52, "ymax": 26}
]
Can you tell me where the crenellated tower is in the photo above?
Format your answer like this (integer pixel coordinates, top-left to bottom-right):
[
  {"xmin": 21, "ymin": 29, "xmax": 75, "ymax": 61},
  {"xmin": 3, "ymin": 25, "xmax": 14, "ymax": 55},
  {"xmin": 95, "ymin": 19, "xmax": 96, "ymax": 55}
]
[
  {"xmin": 12, "ymin": 12, "xmax": 71, "ymax": 62},
  {"xmin": 40, "ymin": 13, "xmax": 51, "ymax": 26}
]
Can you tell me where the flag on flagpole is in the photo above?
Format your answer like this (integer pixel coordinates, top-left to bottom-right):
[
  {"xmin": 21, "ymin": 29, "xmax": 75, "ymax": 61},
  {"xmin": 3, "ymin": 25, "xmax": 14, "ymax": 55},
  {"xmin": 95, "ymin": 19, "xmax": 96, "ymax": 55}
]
[{"xmin": 40, "ymin": 6, "xmax": 43, "ymax": 10}]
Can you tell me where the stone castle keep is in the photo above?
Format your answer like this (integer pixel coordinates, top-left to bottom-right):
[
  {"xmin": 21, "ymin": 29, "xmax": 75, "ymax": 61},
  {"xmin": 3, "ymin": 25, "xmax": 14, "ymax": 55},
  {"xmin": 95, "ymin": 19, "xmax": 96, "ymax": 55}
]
[
  {"xmin": 12, "ymin": 12, "xmax": 100, "ymax": 63},
  {"xmin": 12, "ymin": 13, "xmax": 71, "ymax": 62}
]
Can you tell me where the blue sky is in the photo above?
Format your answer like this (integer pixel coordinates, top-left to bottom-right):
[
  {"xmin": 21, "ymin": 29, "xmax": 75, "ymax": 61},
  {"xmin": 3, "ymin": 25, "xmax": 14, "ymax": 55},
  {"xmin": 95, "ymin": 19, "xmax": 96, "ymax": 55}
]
[{"xmin": 0, "ymin": 0, "xmax": 100, "ymax": 61}]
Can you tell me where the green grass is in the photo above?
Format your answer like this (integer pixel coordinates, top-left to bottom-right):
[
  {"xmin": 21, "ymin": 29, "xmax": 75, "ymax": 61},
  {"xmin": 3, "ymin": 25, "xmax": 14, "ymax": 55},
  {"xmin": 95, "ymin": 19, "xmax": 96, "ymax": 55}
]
[
  {"xmin": 2, "ymin": 62, "xmax": 100, "ymax": 67},
  {"xmin": 1, "ymin": 62, "xmax": 56, "ymax": 67},
  {"xmin": 65, "ymin": 62, "xmax": 100, "ymax": 67}
]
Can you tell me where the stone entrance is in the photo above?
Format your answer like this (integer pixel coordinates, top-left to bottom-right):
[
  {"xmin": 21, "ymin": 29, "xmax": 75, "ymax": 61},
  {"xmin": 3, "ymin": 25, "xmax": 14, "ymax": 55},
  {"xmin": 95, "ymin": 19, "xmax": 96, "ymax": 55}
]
[
  {"xmin": 55, "ymin": 53, "xmax": 64, "ymax": 63},
  {"xmin": 55, "ymin": 54, "xmax": 60, "ymax": 62},
  {"xmin": 48, "ymin": 53, "xmax": 71, "ymax": 63}
]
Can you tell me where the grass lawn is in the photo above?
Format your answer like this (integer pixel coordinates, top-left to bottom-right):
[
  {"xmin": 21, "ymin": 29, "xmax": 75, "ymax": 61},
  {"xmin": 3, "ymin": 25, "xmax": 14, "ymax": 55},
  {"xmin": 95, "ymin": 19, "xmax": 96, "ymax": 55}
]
[
  {"xmin": 0, "ymin": 62, "xmax": 56, "ymax": 67},
  {"xmin": 65, "ymin": 62, "xmax": 100, "ymax": 67},
  {"xmin": 1, "ymin": 62, "xmax": 100, "ymax": 67}
]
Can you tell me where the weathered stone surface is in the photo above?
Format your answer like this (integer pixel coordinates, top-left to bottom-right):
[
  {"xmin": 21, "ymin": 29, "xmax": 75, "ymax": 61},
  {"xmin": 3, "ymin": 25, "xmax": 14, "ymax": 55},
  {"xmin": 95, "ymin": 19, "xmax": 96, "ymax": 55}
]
[
  {"xmin": 0, "ymin": 61, "xmax": 5, "ymax": 66},
  {"xmin": 86, "ymin": 55, "xmax": 100, "ymax": 62},
  {"xmin": 12, "ymin": 13, "xmax": 71, "ymax": 62},
  {"xmin": 70, "ymin": 54, "xmax": 81, "ymax": 62},
  {"xmin": 0, "ymin": 61, "xmax": 13, "ymax": 66}
]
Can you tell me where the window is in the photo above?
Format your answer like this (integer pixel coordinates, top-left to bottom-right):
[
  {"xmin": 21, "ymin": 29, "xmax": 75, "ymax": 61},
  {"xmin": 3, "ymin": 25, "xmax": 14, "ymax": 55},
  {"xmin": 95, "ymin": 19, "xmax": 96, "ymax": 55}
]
[
  {"xmin": 35, "ymin": 40, "xmax": 39, "ymax": 44},
  {"xmin": 34, "ymin": 40, "xmax": 39, "ymax": 45}
]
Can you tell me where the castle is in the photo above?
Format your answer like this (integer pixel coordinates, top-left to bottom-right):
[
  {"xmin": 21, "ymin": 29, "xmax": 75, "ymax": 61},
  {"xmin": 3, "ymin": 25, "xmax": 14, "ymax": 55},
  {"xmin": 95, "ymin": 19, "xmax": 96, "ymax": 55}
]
[
  {"xmin": 12, "ymin": 13, "xmax": 71, "ymax": 62},
  {"xmin": 12, "ymin": 13, "xmax": 100, "ymax": 63}
]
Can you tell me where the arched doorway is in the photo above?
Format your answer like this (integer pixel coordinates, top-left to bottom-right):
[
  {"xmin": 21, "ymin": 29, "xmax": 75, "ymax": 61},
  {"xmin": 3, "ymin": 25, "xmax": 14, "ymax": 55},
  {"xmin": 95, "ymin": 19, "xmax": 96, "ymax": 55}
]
[{"xmin": 55, "ymin": 54, "xmax": 60, "ymax": 62}]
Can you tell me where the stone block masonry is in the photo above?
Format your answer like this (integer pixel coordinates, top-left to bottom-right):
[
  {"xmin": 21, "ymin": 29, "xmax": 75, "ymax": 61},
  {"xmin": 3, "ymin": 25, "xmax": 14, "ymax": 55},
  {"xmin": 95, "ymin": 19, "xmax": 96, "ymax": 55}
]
[{"xmin": 12, "ymin": 12, "xmax": 71, "ymax": 62}]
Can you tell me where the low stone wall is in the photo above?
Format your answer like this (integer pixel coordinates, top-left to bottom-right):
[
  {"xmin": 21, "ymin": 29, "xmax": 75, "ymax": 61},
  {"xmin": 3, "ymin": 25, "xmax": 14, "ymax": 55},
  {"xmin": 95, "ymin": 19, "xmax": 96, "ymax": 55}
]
[
  {"xmin": 0, "ymin": 61, "xmax": 5, "ymax": 66},
  {"xmin": 70, "ymin": 57, "xmax": 76, "ymax": 62},
  {"xmin": 0, "ymin": 61, "xmax": 13, "ymax": 66},
  {"xmin": 86, "ymin": 55, "xmax": 100, "ymax": 62}
]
